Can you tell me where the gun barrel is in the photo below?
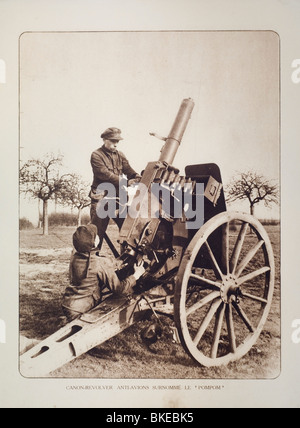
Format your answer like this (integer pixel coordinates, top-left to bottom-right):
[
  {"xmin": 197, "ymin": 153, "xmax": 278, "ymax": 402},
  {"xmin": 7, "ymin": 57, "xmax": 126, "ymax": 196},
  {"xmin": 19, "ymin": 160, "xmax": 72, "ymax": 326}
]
[{"xmin": 159, "ymin": 98, "xmax": 194, "ymax": 165}]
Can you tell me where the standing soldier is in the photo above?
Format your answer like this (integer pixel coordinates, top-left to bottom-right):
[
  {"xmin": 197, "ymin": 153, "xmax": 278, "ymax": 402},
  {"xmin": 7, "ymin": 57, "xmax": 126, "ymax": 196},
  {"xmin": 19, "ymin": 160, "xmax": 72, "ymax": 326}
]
[{"xmin": 89, "ymin": 127, "xmax": 141, "ymax": 249}]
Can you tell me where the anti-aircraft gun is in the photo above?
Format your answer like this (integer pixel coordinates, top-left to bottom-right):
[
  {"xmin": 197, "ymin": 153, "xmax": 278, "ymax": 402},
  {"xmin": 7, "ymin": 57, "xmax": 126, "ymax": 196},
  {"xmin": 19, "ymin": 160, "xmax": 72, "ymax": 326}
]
[{"xmin": 20, "ymin": 99, "xmax": 275, "ymax": 376}]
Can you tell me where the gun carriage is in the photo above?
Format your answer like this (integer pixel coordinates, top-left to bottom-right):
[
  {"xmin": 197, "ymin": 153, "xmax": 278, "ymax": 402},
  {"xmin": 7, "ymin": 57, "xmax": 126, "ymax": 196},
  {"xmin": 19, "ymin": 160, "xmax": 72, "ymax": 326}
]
[{"xmin": 20, "ymin": 99, "xmax": 275, "ymax": 376}]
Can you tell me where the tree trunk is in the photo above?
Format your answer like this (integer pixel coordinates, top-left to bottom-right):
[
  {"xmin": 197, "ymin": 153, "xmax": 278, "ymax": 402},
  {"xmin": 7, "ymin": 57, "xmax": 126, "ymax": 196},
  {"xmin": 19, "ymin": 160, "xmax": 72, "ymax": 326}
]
[
  {"xmin": 77, "ymin": 206, "xmax": 82, "ymax": 226},
  {"xmin": 38, "ymin": 199, "xmax": 42, "ymax": 228},
  {"xmin": 54, "ymin": 193, "xmax": 58, "ymax": 213},
  {"xmin": 249, "ymin": 204, "xmax": 255, "ymax": 233},
  {"xmin": 43, "ymin": 199, "xmax": 49, "ymax": 235}
]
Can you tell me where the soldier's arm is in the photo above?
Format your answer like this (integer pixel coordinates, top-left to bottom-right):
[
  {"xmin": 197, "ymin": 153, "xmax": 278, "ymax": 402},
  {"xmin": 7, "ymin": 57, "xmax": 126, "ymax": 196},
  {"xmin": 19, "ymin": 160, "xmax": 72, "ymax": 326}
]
[
  {"xmin": 98, "ymin": 262, "xmax": 146, "ymax": 296},
  {"xmin": 97, "ymin": 266, "xmax": 137, "ymax": 296},
  {"xmin": 119, "ymin": 151, "xmax": 140, "ymax": 180}
]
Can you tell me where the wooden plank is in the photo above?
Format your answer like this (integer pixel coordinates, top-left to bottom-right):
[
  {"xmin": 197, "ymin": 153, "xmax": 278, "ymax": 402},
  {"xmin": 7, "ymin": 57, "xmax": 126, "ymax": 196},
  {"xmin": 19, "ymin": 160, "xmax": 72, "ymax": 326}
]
[{"xmin": 19, "ymin": 295, "xmax": 156, "ymax": 377}]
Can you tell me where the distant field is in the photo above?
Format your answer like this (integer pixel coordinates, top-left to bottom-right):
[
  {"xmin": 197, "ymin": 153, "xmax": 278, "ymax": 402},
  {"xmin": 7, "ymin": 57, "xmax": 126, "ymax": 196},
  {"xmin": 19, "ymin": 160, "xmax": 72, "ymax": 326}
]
[{"xmin": 19, "ymin": 223, "xmax": 280, "ymax": 379}]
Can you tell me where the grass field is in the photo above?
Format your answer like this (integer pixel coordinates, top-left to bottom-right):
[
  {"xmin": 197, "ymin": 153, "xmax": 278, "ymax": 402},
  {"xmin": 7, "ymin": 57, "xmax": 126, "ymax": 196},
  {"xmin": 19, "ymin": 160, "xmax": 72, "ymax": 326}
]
[{"xmin": 19, "ymin": 222, "xmax": 280, "ymax": 379}]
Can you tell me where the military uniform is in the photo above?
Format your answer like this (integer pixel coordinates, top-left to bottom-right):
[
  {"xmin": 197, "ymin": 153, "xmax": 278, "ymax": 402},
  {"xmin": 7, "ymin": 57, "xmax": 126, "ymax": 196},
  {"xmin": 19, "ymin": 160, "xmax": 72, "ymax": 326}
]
[
  {"xmin": 62, "ymin": 225, "xmax": 137, "ymax": 321},
  {"xmin": 89, "ymin": 127, "xmax": 140, "ymax": 248},
  {"xmin": 90, "ymin": 145, "xmax": 138, "ymax": 191}
]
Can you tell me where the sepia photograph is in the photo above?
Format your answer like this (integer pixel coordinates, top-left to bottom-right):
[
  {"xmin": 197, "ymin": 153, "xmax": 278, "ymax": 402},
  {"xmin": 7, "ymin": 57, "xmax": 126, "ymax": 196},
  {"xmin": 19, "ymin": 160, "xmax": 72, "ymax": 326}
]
[
  {"xmin": 1, "ymin": 0, "xmax": 300, "ymax": 410},
  {"xmin": 18, "ymin": 30, "xmax": 280, "ymax": 380}
]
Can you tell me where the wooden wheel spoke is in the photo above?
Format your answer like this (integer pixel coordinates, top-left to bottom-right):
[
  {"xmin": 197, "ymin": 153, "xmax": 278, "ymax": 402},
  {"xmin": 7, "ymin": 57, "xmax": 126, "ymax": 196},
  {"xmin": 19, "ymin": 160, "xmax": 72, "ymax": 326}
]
[
  {"xmin": 235, "ymin": 239, "xmax": 264, "ymax": 277},
  {"xmin": 221, "ymin": 222, "xmax": 229, "ymax": 275},
  {"xmin": 237, "ymin": 266, "xmax": 271, "ymax": 287},
  {"xmin": 232, "ymin": 301, "xmax": 255, "ymax": 333},
  {"xmin": 225, "ymin": 304, "xmax": 237, "ymax": 353},
  {"xmin": 186, "ymin": 291, "xmax": 220, "ymax": 316},
  {"xmin": 211, "ymin": 303, "xmax": 226, "ymax": 359},
  {"xmin": 193, "ymin": 299, "xmax": 222, "ymax": 345},
  {"xmin": 204, "ymin": 241, "xmax": 223, "ymax": 280},
  {"xmin": 229, "ymin": 222, "xmax": 249, "ymax": 274},
  {"xmin": 240, "ymin": 292, "xmax": 268, "ymax": 304},
  {"xmin": 189, "ymin": 273, "xmax": 221, "ymax": 290}
]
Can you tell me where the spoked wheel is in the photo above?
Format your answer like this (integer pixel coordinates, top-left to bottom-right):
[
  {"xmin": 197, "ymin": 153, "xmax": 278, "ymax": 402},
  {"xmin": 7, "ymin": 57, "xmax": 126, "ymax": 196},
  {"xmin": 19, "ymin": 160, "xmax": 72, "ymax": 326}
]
[{"xmin": 174, "ymin": 211, "xmax": 275, "ymax": 367}]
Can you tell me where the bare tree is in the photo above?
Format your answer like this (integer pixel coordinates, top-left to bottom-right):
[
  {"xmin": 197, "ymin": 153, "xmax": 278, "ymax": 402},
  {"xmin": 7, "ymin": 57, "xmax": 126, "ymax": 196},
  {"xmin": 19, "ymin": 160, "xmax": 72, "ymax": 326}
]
[
  {"xmin": 225, "ymin": 170, "xmax": 279, "ymax": 216},
  {"xmin": 58, "ymin": 173, "xmax": 91, "ymax": 226},
  {"xmin": 20, "ymin": 153, "xmax": 65, "ymax": 235}
]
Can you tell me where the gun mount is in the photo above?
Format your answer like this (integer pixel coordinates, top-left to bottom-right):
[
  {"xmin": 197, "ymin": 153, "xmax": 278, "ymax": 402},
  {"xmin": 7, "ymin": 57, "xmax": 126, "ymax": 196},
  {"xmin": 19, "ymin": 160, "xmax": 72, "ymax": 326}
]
[
  {"xmin": 117, "ymin": 98, "xmax": 196, "ymax": 283},
  {"xmin": 20, "ymin": 99, "xmax": 275, "ymax": 376}
]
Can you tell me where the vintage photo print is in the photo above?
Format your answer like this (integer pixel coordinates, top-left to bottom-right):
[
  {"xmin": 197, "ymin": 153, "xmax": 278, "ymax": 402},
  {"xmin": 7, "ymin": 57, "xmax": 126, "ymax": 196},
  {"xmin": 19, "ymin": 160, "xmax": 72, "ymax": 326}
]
[{"xmin": 18, "ymin": 30, "xmax": 280, "ymax": 380}]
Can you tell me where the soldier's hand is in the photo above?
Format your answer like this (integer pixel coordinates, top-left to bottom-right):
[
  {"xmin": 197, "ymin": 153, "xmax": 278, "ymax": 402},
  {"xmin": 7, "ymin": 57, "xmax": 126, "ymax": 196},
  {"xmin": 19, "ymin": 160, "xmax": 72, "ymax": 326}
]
[
  {"xmin": 133, "ymin": 262, "xmax": 146, "ymax": 280},
  {"xmin": 128, "ymin": 178, "xmax": 140, "ymax": 186}
]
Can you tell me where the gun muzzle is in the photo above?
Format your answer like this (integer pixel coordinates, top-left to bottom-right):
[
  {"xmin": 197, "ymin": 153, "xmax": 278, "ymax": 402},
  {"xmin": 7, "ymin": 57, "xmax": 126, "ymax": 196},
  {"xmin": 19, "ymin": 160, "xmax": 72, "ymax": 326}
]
[{"xmin": 159, "ymin": 98, "xmax": 194, "ymax": 165}]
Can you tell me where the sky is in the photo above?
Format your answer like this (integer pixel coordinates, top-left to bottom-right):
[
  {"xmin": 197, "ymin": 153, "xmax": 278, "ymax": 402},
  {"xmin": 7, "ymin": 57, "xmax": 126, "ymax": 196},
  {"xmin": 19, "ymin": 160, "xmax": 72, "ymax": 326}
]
[{"xmin": 19, "ymin": 30, "xmax": 280, "ymax": 223}]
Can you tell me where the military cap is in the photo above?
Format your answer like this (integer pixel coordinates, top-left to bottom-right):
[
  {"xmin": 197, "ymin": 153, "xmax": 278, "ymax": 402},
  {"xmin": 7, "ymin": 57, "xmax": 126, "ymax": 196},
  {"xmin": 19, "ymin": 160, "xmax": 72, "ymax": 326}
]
[
  {"xmin": 101, "ymin": 127, "xmax": 123, "ymax": 140},
  {"xmin": 73, "ymin": 224, "xmax": 98, "ymax": 253}
]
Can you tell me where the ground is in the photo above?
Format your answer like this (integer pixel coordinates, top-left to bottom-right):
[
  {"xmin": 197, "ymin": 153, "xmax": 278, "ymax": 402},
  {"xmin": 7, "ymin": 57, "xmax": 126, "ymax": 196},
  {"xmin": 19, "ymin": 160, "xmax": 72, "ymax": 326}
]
[{"xmin": 19, "ymin": 223, "xmax": 280, "ymax": 379}]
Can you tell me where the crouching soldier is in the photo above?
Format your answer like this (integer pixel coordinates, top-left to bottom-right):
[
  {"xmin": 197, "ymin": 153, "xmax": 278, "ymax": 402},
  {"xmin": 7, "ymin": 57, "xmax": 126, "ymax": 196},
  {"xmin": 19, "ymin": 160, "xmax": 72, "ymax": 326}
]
[{"xmin": 62, "ymin": 224, "xmax": 145, "ymax": 321}]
